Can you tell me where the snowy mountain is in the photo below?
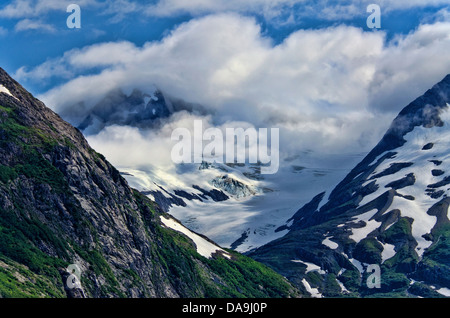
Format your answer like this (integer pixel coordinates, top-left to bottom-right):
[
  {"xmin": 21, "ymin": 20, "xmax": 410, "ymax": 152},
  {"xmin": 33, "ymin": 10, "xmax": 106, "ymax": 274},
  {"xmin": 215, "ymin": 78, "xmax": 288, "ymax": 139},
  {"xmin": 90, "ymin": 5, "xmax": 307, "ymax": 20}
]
[
  {"xmin": 249, "ymin": 74, "xmax": 450, "ymax": 298},
  {"xmin": 119, "ymin": 152, "xmax": 362, "ymax": 252},
  {"xmin": 72, "ymin": 86, "xmax": 363, "ymax": 253}
]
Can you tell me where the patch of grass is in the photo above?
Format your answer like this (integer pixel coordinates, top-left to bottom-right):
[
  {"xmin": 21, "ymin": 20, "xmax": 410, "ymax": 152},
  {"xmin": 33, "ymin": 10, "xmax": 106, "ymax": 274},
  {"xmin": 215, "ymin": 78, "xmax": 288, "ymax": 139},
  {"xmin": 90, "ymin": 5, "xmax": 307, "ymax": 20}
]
[
  {"xmin": 0, "ymin": 256, "xmax": 65, "ymax": 298},
  {"xmin": 353, "ymin": 238, "xmax": 383, "ymax": 264},
  {"xmin": 0, "ymin": 208, "xmax": 69, "ymax": 275},
  {"xmin": 380, "ymin": 217, "xmax": 413, "ymax": 243},
  {"xmin": 339, "ymin": 268, "xmax": 361, "ymax": 292},
  {"xmin": 425, "ymin": 226, "xmax": 450, "ymax": 266},
  {"xmin": 0, "ymin": 106, "xmax": 71, "ymax": 193},
  {"xmin": 0, "ymin": 165, "xmax": 18, "ymax": 183},
  {"xmin": 14, "ymin": 148, "xmax": 69, "ymax": 193},
  {"xmin": 205, "ymin": 252, "xmax": 298, "ymax": 298},
  {"xmin": 322, "ymin": 274, "xmax": 343, "ymax": 297},
  {"xmin": 408, "ymin": 282, "xmax": 446, "ymax": 298}
]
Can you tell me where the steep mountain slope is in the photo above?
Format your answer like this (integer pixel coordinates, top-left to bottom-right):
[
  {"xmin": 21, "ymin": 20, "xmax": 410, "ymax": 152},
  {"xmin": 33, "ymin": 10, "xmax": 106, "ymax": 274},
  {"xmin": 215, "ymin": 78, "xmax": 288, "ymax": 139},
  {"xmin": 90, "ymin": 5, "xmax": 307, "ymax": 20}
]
[
  {"xmin": 249, "ymin": 74, "xmax": 450, "ymax": 298},
  {"xmin": 0, "ymin": 67, "xmax": 300, "ymax": 298}
]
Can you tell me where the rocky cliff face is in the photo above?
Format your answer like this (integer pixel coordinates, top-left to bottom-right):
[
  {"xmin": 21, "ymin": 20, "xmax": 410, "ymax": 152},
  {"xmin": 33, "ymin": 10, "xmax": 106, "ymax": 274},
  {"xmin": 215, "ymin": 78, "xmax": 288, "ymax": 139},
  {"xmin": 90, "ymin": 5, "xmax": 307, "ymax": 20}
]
[
  {"xmin": 249, "ymin": 75, "xmax": 450, "ymax": 298},
  {"xmin": 0, "ymin": 67, "xmax": 299, "ymax": 298}
]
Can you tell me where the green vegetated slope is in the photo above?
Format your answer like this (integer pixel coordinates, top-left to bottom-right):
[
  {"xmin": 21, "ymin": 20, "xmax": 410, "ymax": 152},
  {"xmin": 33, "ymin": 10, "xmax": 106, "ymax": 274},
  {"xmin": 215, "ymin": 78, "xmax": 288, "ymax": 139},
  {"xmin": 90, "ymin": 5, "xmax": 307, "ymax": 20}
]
[{"xmin": 0, "ymin": 67, "xmax": 300, "ymax": 298}]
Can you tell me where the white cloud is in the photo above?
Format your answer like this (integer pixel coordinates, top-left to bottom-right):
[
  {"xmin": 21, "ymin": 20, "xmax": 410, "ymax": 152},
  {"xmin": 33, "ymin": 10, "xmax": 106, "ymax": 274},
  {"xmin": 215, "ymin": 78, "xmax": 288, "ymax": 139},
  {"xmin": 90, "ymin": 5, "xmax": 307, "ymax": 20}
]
[
  {"xmin": 369, "ymin": 22, "xmax": 450, "ymax": 113},
  {"xmin": 101, "ymin": 0, "xmax": 141, "ymax": 23},
  {"xmin": 143, "ymin": 0, "xmax": 450, "ymax": 21},
  {"xmin": 86, "ymin": 112, "xmax": 212, "ymax": 170},
  {"xmin": 426, "ymin": 7, "xmax": 450, "ymax": 23},
  {"xmin": 0, "ymin": 0, "xmax": 97, "ymax": 18},
  {"xmin": 29, "ymin": 14, "xmax": 450, "ymax": 158},
  {"xmin": 14, "ymin": 18, "xmax": 56, "ymax": 32},
  {"xmin": 375, "ymin": 0, "xmax": 450, "ymax": 11},
  {"xmin": 14, "ymin": 57, "xmax": 72, "ymax": 80},
  {"xmin": 145, "ymin": 0, "xmax": 303, "ymax": 19}
]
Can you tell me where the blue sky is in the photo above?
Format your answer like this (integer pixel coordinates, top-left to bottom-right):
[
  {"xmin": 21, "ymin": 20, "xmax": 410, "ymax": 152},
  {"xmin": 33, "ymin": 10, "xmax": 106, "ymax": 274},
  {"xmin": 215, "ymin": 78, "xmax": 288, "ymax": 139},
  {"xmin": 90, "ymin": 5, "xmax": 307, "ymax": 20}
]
[{"xmin": 1, "ymin": 0, "xmax": 450, "ymax": 164}]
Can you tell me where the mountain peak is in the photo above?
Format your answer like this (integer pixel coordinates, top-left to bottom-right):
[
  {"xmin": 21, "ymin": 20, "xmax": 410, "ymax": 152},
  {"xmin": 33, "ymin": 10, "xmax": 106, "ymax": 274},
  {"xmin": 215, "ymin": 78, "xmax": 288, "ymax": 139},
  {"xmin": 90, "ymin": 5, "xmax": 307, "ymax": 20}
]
[
  {"xmin": 250, "ymin": 75, "xmax": 450, "ymax": 298},
  {"xmin": 338, "ymin": 74, "xmax": 450, "ymax": 187},
  {"xmin": 398, "ymin": 73, "xmax": 450, "ymax": 116}
]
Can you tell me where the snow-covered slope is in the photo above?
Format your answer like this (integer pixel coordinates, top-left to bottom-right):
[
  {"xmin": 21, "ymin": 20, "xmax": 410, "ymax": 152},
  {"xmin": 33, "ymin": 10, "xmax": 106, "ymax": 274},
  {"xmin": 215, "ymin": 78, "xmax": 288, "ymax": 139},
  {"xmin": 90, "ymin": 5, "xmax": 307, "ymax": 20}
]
[
  {"xmin": 160, "ymin": 215, "xmax": 231, "ymax": 259},
  {"xmin": 351, "ymin": 108, "xmax": 450, "ymax": 257},
  {"xmin": 249, "ymin": 74, "xmax": 450, "ymax": 298},
  {"xmin": 0, "ymin": 84, "xmax": 18, "ymax": 100}
]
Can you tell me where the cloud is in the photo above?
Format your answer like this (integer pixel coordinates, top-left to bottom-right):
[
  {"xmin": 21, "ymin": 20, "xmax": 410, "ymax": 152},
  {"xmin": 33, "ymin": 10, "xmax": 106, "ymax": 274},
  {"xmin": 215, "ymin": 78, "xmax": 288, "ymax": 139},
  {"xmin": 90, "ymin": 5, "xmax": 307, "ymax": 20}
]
[
  {"xmin": 28, "ymin": 14, "xmax": 450, "ymax": 159},
  {"xmin": 14, "ymin": 18, "xmax": 56, "ymax": 32},
  {"xmin": 86, "ymin": 111, "xmax": 213, "ymax": 170},
  {"xmin": 0, "ymin": 0, "xmax": 143, "ymax": 22},
  {"xmin": 375, "ymin": 0, "xmax": 450, "ymax": 11},
  {"xmin": 424, "ymin": 7, "xmax": 450, "ymax": 23},
  {"xmin": 145, "ymin": 0, "xmax": 303, "ymax": 19},
  {"xmin": 2, "ymin": 0, "xmax": 448, "ymax": 34},
  {"xmin": 14, "ymin": 57, "xmax": 72, "ymax": 80},
  {"xmin": 101, "ymin": 0, "xmax": 142, "ymax": 23},
  {"xmin": 0, "ymin": 0, "xmax": 100, "ymax": 33},
  {"xmin": 0, "ymin": 0, "xmax": 96, "ymax": 18},
  {"xmin": 368, "ymin": 22, "xmax": 450, "ymax": 113},
  {"xmin": 39, "ymin": 15, "xmax": 381, "ymax": 114},
  {"xmin": 143, "ymin": 0, "xmax": 450, "ymax": 22}
]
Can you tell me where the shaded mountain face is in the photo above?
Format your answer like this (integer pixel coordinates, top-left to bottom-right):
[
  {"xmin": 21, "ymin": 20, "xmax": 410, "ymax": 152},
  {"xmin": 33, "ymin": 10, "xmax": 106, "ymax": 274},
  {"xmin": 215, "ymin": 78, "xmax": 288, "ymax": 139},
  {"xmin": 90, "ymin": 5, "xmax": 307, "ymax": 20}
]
[
  {"xmin": 249, "ymin": 74, "xmax": 450, "ymax": 298},
  {"xmin": 77, "ymin": 87, "xmax": 171, "ymax": 135},
  {"xmin": 0, "ymin": 67, "xmax": 300, "ymax": 298}
]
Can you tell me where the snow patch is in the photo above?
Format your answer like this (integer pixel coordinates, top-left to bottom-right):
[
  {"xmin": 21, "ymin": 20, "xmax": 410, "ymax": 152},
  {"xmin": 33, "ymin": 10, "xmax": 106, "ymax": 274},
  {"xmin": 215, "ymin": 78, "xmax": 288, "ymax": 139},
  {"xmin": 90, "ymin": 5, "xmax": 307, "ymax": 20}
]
[
  {"xmin": 380, "ymin": 242, "xmax": 396, "ymax": 263},
  {"xmin": 0, "ymin": 84, "xmax": 18, "ymax": 100},
  {"xmin": 291, "ymin": 260, "xmax": 326, "ymax": 274},
  {"xmin": 322, "ymin": 236, "xmax": 339, "ymax": 249},
  {"xmin": 301, "ymin": 279, "xmax": 322, "ymax": 298},
  {"xmin": 349, "ymin": 209, "xmax": 380, "ymax": 243},
  {"xmin": 160, "ymin": 216, "xmax": 230, "ymax": 259},
  {"xmin": 436, "ymin": 287, "xmax": 450, "ymax": 297},
  {"xmin": 349, "ymin": 258, "xmax": 364, "ymax": 274},
  {"xmin": 336, "ymin": 278, "xmax": 350, "ymax": 294}
]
